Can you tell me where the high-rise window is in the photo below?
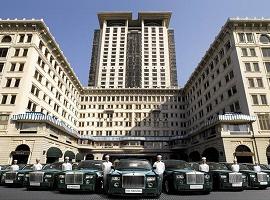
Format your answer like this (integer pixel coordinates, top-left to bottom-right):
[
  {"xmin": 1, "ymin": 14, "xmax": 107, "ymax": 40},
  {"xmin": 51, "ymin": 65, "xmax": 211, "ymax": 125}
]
[
  {"xmin": 258, "ymin": 114, "xmax": 270, "ymax": 130},
  {"xmin": 0, "ymin": 48, "xmax": 8, "ymax": 57}
]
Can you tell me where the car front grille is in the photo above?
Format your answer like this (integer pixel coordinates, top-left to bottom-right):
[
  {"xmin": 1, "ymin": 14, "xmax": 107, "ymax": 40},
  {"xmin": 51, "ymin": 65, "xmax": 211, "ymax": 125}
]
[
  {"xmin": 29, "ymin": 172, "xmax": 44, "ymax": 183},
  {"xmin": 65, "ymin": 172, "xmax": 83, "ymax": 184},
  {"xmin": 186, "ymin": 172, "xmax": 204, "ymax": 184},
  {"xmin": 257, "ymin": 172, "xmax": 268, "ymax": 182},
  {"xmin": 229, "ymin": 173, "xmax": 242, "ymax": 183},
  {"xmin": 5, "ymin": 172, "xmax": 17, "ymax": 180},
  {"xmin": 122, "ymin": 174, "xmax": 145, "ymax": 188}
]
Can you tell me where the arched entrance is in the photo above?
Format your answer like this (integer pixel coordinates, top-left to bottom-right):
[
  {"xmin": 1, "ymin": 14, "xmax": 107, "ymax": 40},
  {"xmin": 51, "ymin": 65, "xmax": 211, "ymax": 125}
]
[
  {"xmin": 234, "ymin": 145, "xmax": 253, "ymax": 163},
  {"xmin": 75, "ymin": 153, "xmax": 84, "ymax": 162},
  {"xmin": 11, "ymin": 144, "xmax": 30, "ymax": 164},
  {"xmin": 202, "ymin": 147, "xmax": 219, "ymax": 162},
  {"xmin": 266, "ymin": 146, "xmax": 270, "ymax": 164},
  {"xmin": 46, "ymin": 147, "xmax": 63, "ymax": 163},
  {"xmin": 85, "ymin": 154, "xmax": 94, "ymax": 160},
  {"xmin": 189, "ymin": 151, "xmax": 201, "ymax": 162},
  {"xmin": 64, "ymin": 151, "xmax": 75, "ymax": 161}
]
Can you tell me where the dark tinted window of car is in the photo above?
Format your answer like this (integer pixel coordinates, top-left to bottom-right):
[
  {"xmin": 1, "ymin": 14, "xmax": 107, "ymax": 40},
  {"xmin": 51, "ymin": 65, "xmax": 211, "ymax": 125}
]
[
  {"xmin": 164, "ymin": 160, "xmax": 191, "ymax": 170},
  {"xmin": 78, "ymin": 161, "xmax": 103, "ymax": 170},
  {"xmin": 239, "ymin": 164, "xmax": 250, "ymax": 170},
  {"xmin": 115, "ymin": 160, "xmax": 152, "ymax": 170},
  {"xmin": 208, "ymin": 163, "xmax": 228, "ymax": 170},
  {"xmin": 43, "ymin": 163, "xmax": 62, "ymax": 170},
  {"xmin": 22, "ymin": 165, "xmax": 34, "ymax": 170}
]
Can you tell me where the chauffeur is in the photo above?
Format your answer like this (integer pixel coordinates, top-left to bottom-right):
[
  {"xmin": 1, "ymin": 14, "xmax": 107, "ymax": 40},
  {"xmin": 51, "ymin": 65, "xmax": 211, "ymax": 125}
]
[
  {"xmin": 103, "ymin": 155, "xmax": 112, "ymax": 192},
  {"xmin": 253, "ymin": 162, "xmax": 261, "ymax": 173},
  {"xmin": 199, "ymin": 157, "xmax": 209, "ymax": 172},
  {"xmin": 231, "ymin": 158, "xmax": 240, "ymax": 172},
  {"xmin": 11, "ymin": 160, "xmax": 19, "ymax": 171},
  {"xmin": 62, "ymin": 157, "xmax": 72, "ymax": 171},
  {"xmin": 153, "ymin": 155, "xmax": 165, "ymax": 180},
  {"xmin": 33, "ymin": 158, "xmax": 42, "ymax": 171}
]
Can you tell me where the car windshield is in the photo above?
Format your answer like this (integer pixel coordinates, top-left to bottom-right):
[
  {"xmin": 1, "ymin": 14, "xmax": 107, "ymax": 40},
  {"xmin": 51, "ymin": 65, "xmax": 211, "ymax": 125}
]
[
  {"xmin": 260, "ymin": 165, "xmax": 269, "ymax": 170},
  {"xmin": 115, "ymin": 160, "xmax": 152, "ymax": 170},
  {"xmin": 208, "ymin": 163, "xmax": 229, "ymax": 170},
  {"xmin": 22, "ymin": 165, "xmax": 34, "ymax": 170},
  {"xmin": 239, "ymin": 164, "xmax": 250, "ymax": 170},
  {"xmin": 245, "ymin": 165, "xmax": 254, "ymax": 170},
  {"xmin": 0, "ymin": 165, "xmax": 9, "ymax": 170},
  {"xmin": 43, "ymin": 163, "xmax": 62, "ymax": 170},
  {"xmin": 18, "ymin": 164, "xmax": 26, "ymax": 170},
  {"xmin": 77, "ymin": 161, "xmax": 103, "ymax": 170},
  {"xmin": 188, "ymin": 163, "xmax": 200, "ymax": 171},
  {"xmin": 164, "ymin": 160, "xmax": 192, "ymax": 170}
]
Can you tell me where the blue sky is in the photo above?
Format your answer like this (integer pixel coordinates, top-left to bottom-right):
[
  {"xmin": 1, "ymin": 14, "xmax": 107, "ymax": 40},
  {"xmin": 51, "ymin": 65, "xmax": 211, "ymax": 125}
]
[{"xmin": 1, "ymin": 0, "xmax": 270, "ymax": 86}]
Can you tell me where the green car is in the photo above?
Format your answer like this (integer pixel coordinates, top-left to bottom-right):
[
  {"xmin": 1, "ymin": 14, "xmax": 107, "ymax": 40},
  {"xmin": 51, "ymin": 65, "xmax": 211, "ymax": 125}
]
[
  {"xmin": 163, "ymin": 160, "xmax": 212, "ymax": 194},
  {"xmin": 107, "ymin": 159, "xmax": 162, "ymax": 198},
  {"xmin": 208, "ymin": 162, "xmax": 245, "ymax": 191},
  {"xmin": 245, "ymin": 164, "xmax": 270, "ymax": 187},
  {"xmin": 57, "ymin": 160, "xmax": 104, "ymax": 193},
  {"xmin": 0, "ymin": 165, "xmax": 10, "ymax": 185},
  {"xmin": 25, "ymin": 162, "xmax": 64, "ymax": 190},
  {"xmin": 4, "ymin": 164, "xmax": 35, "ymax": 187}
]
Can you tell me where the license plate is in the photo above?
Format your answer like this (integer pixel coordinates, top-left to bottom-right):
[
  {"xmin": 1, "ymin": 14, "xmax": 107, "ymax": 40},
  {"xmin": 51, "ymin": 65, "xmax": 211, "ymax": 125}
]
[
  {"xmin": 30, "ymin": 182, "xmax": 40, "ymax": 186},
  {"xmin": 5, "ymin": 180, "xmax": 13, "ymax": 183},
  {"xmin": 190, "ymin": 185, "xmax": 203, "ymax": 189},
  {"xmin": 67, "ymin": 185, "xmax": 80, "ymax": 189},
  {"xmin": 232, "ymin": 182, "xmax": 242, "ymax": 187},
  {"xmin": 260, "ymin": 182, "xmax": 267, "ymax": 185},
  {"xmin": 125, "ymin": 189, "xmax": 142, "ymax": 193}
]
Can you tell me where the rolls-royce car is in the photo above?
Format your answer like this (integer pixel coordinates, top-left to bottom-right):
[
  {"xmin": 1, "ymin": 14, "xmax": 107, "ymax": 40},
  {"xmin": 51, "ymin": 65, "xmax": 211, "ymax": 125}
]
[
  {"xmin": 57, "ymin": 160, "xmax": 104, "ymax": 193},
  {"xmin": 4, "ymin": 164, "xmax": 34, "ymax": 187},
  {"xmin": 25, "ymin": 162, "xmax": 64, "ymax": 190},
  {"xmin": 208, "ymin": 162, "xmax": 246, "ymax": 191},
  {"xmin": 0, "ymin": 165, "xmax": 10, "ymax": 185},
  {"xmin": 163, "ymin": 160, "xmax": 212, "ymax": 194},
  {"xmin": 107, "ymin": 159, "xmax": 161, "ymax": 197},
  {"xmin": 244, "ymin": 163, "xmax": 270, "ymax": 187}
]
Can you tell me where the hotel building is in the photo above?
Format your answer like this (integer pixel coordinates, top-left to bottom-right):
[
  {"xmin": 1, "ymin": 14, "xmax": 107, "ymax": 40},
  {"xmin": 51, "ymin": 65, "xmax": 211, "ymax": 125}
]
[{"xmin": 0, "ymin": 13, "xmax": 269, "ymax": 165}]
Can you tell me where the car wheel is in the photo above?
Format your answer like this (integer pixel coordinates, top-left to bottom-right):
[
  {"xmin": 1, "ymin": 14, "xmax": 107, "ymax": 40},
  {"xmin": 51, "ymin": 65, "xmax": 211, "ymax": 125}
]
[{"xmin": 164, "ymin": 179, "xmax": 171, "ymax": 194}]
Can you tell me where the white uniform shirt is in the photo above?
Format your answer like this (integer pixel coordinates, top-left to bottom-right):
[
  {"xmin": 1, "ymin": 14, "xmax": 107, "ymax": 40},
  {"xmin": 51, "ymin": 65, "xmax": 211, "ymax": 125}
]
[
  {"xmin": 253, "ymin": 165, "xmax": 261, "ymax": 173},
  {"xmin": 33, "ymin": 163, "xmax": 43, "ymax": 171},
  {"xmin": 103, "ymin": 161, "xmax": 112, "ymax": 175},
  {"xmin": 62, "ymin": 162, "xmax": 72, "ymax": 171},
  {"xmin": 0, "ymin": 166, "xmax": 1, "ymax": 170},
  {"xmin": 11, "ymin": 164, "xmax": 19, "ymax": 171},
  {"xmin": 153, "ymin": 161, "xmax": 165, "ymax": 175},
  {"xmin": 231, "ymin": 164, "xmax": 240, "ymax": 172},
  {"xmin": 199, "ymin": 163, "xmax": 209, "ymax": 172}
]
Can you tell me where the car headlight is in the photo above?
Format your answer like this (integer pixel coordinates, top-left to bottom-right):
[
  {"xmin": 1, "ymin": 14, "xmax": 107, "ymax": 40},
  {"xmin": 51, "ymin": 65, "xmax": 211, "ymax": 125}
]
[
  {"xmin": 242, "ymin": 175, "xmax": 246, "ymax": 179},
  {"xmin": 44, "ymin": 174, "xmax": 52, "ymax": 178},
  {"xmin": 59, "ymin": 175, "xmax": 65, "ymax": 179},
  {"xmin": 85, "ymin": 175, "xmax": 94, "ymax": 179},
  {"xmin": 204, "ymin": 174, "xmax": 210, "ymax": 179},
  {"xmin": 111, "ymin": 176, "xmax": 120, "ymax": 181},
  {"xmin": 176, "ymin": 174, "xmax": 184, "ymax": 179},
  {"xmin": 18, "ymin": 174, "xmax": 24, "ymax": 177},
  {"xmin": 220, "ymin": 175, "xmax": 227, "ymax": 179},
  {"xmin": 250, "ymin": 174, "xmax": 255, "ymax": 178},
  {"xmin": 147, "ymin": 177, "xmax": 156, "ymax": 182},
  {"xmin": 25, "ymin": 174, "xmax": 29, "ymax": 177},
  {"xmin": 267, "ymin": 175, "xmax": 269, "ymax": 177}
]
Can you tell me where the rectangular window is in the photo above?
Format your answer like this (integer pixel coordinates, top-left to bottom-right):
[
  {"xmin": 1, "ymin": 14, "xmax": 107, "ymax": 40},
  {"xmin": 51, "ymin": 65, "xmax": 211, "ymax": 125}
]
[
  {"xmin": 14, "ymin": 49, "xmax": 20, "ymax": 56},
  {"xmin": 242, "ymin": 48, "xmax": 248, "ymax": 56},
  {"xmin": 260, "ymin": 95, "xmax": 267, "ymax": 105},
  {"xmin": 262, "ymin": 48, "xmax": 270, "ymax": 57},
  {"xmin": 22, "ymin": 49, "xmax": 28, "ymax": 57},
  {"xmin": 19, "ymin": 63, "xmax": 24, "ymax": 71},
  {"xmin": 264, "ymin": 62, "xmax": 270, "ymax": 73},
  {"xmin": 1, "ymin": 95, "xmax": 7, "ymax": 104},
  {"xmin": 10, "ymin": 95, "xmax": 16, "ymax": 104},
  {"xmin": 257, "ymin": 78, "xmax": 263, "ymax": 88},
  {"xmin": 258, "ymin": 114, "xmax": 270, "ymax": 130},
  {"xmin": 19, "ymin": 34, "xmax": 25, "ymax": 43},
  {"xmin": 252, "ymin": 95, "xmax": 258, "ymax": 105},
  {"xmin": 253, "ymin": 63, "xmax": 260, "ymax": 72},
  {"xmin": 246, "ymin": 33, "xmax": 253, "ymax": 42},
  {"xmin": 248, "ymin": 78, "xmax": 255, "ymax": 87},
  {"xmin": 5, "ymin": 78, "xmax": 12, "ymax": 87},
  {"xmin": 250, "ymin": 48, "xmax": 256, "ymax": 56},
  {"xmin": 0, "ymin": 63, "xmax": 4, "ymax": 73},
  {"xmin": 14, "ymin": 79, "xmax": 20, "ymax": 87},
  {"xmin": 0, "ymin": 48, "xmax": 8, "ymax": 57},
  {"xmin": 245, "ymin": 63, "xmax": 251, "ymax": 71},
  {"xmin": 26, "ymin": 34, "xmax": 32, "ymax": 43},
  {"xmin": 238, "ymin": 33, "xmax": 245, "ymax": 42}
]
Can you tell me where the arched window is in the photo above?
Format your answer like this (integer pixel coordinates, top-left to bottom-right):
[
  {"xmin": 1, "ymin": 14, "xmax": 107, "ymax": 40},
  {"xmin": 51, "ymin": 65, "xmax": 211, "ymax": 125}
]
[
  {"xmin": 1, "ymin": 35, "xmax": 12, "ymax": 43},
  {"xmin": 260, "ymin": 34, "xmax": 270, "ymax": 44}
]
